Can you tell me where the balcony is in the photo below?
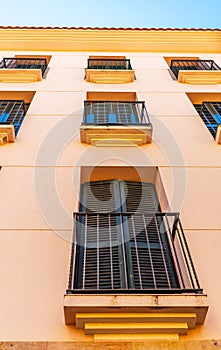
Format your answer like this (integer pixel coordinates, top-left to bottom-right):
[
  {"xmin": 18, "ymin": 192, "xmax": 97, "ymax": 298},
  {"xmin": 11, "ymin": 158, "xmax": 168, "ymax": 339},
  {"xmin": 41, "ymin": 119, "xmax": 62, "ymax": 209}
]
[
  {"xmin": 195, "ymin": 101, "xmax": 221, "ymax": 143},
  {"xmin": 0, "ymin": 58, "xmax": 47, "ymax": 82},
  {"xmin": 85, "ymin": 58, "xmax": 135, "ymax": 83},
  {"xmin": 80, "ymin": 101, "xmax": 152, "ymax": 146},
  {"xmin": 0, "ymin": 100, "xmax": 27, "ymax": 144},
  {"xmin": 170, "ymin": 59, "xmax": 221, "ymax": 84},
  {"xmin": 64, "ymin": 212, "xmax": 208, "ymax": 339}
]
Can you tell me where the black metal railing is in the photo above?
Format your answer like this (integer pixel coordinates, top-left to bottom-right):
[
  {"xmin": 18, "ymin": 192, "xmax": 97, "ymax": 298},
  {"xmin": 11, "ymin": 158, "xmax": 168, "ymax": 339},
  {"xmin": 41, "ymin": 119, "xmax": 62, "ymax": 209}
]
[
  {"xmin": 67, "ymin": 212, "xmax": 202, "ymax": 294},
  {"xmin": 0, "ymin": 100, "xmax": 28, "ymax": 136},
  {"xmin": 82, "ymin": 101, "xmax": 151, "ymax": 126},
  {"xmin": 194, "ymin": 101, "xmax": 221, "ymax": 138},
  {"xmin": 170, "ymin": 59, "xmax": 221, "ymax": 79},
  {"xmin": 0, "ymin": 58, "xmax": 47, "ymax": 76},
  {"xmin": 87, "ymin": 59, "xmax": 132, "ymax": 70}
]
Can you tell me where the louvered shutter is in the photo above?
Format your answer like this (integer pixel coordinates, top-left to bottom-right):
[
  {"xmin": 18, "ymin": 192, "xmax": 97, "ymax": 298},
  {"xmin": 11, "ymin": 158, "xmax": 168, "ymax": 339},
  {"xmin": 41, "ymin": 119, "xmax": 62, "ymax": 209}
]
[
  {"xmin": 74, "ymin": 180, "xmax": 179, "ymax": 291},
  {"xmin": 120, "ymin": 181, "xmax": 179, "ymax": 289},
  {"xmin": 74, "ymin": 180, "xmax": 127, "ymax": 290}
]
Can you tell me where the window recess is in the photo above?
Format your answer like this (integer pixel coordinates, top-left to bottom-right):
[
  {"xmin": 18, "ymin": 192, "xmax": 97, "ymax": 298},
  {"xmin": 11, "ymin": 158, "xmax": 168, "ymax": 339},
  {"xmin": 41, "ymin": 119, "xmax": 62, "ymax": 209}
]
[
  {"xmin": 80, "ymin": 100, "xmax": 152, "ymax": 146},
  {"xmin": 165, "ymin": 56, "xmax": 221, "ymax": 84},
  {"xmin": 64, "ymin": 178, "xmax": 208, "ymax": 337},
  {"xmin": 194, "ymin": 101, "xmax": 221, "ymax": 143},
  {"xmin": 0, "ymin": 55, "xmax": 51, "ymax": 82},
  {"xmin": 85, "ymin": 56, "xmax": 135, "ymax": 84}
]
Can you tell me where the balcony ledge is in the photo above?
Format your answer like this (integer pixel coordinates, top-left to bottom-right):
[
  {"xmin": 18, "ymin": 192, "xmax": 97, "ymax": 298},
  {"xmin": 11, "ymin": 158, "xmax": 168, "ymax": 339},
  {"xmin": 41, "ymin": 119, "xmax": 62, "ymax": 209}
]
[
  {"xmin": 178, "ymin": 70, "xmax": 221, "ymax": 84},
  {"xmin": 80, "ymin": 124, "xmax": 152, "ymax": 146},
  {"xmin": 64, "ymin": 293, "xmax": 208, "ymax": 339},
  {"xmin": 64, "ymin": 293, "xmax": 208, "ymax": 325},
  {"xmin": 85, "ymin": 69, "xmax": 135, "ymax": 84},
  {"xmin": 215, "ymin": 125, "xmax": 221, "ymax": 144},
  {"xmin": 0, "ymin": 124, "xmax": 15, "ymax": 144},
  {"xmin": 0, "ymin": 68, "xmax": 43, "ymax": 83}
]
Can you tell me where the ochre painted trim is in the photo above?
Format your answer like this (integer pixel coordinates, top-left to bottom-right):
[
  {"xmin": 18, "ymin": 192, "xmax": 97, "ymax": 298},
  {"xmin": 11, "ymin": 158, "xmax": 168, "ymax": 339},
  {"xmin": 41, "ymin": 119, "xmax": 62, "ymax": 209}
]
[
  {"xmin": 215, "ymin": 125, "xmax": 221, "ymax": 144},
  {"xmin": 186, "ymin": 92, "xmax": 221, "ymax": 104},
  {"xmin": 94, "ymin": 333, "xmax": 180, "ymax": 341},
  {"xmin": 86, "ymin": 91, "xmax": 137, "ymax": 101},
  {"xmin": 80, "ymin": 125, "xmax": 153, "ymax": 145},
  {"xmin": 178, "ymin": 70, "xmax": 221, "ymax": 84},
  {"xmin": 76, "ymin": 312, "xmax": 197, "ymax": 329},
  {"xmin": 85, "ymin": 69, "xmax": 135, "ymax": 84},
  {"xmin": 85, "ymin": 321, "xmax": 188, "ymax": 336},
  {"xmin": 0, "ymin": 125, "xmax": 15, "ymax": 143},
  {"xmin": 0, "ymin": 29, "xmax": 220, "ymax": 52},
  {"xmin": 0, "ymin": 69, "xmax": 42, "ymax": 83}
]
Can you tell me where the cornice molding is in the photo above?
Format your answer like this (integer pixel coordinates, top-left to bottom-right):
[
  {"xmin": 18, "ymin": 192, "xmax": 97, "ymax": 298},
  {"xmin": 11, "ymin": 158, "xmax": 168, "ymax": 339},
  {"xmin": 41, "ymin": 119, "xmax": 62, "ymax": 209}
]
[{"xmin": 0, "ymin": 29, "xmax": 220, "ymax": 52}]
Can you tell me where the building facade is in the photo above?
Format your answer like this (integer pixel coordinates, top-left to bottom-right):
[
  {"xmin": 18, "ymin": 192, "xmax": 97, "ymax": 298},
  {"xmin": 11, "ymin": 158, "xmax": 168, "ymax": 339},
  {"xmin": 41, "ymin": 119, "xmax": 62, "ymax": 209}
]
[{"xmin": 0, "ymin": 27, "xmax": 221, "ymax": 349}]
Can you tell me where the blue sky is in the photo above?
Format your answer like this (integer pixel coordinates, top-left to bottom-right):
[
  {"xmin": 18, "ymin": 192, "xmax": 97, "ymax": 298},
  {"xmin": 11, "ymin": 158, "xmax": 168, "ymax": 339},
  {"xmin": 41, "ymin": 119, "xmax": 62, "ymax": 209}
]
[{"xmin": 1, "ymin": 0, "xmax": 220, "ymax": 28}]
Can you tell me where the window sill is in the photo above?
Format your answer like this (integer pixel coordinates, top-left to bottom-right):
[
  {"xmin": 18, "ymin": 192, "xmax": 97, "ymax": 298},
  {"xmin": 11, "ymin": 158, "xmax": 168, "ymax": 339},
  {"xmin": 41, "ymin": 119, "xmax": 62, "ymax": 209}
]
[
  {"xmin": 178, "ymin": 70, "xmax": 221, "ymax": 84},
  {"xmin": 80, "ymin": 124, "xmax": 152, "ymax": 146},
  {"xmin": 0, "ymin": 69, "xmax": 43, "ymax": 83},
  {"xmin": 0, "ymin": 124, "xmax": 15, "ymax": 144},
  {"xmin": 215, "ymin": 125, "xmax": 221, "ymax": 144},
  {"xmin": 85, "ymin": 69, "xmax": 135, "ymax": 84},
  {"xmin": 64, "ymin": 293, "xmax": 208, "ymax": 339}
]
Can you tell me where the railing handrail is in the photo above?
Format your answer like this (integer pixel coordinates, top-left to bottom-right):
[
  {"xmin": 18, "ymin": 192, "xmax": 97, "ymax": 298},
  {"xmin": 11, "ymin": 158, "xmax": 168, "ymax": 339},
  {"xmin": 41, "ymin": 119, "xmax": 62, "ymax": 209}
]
[
  {"xmin": 67, "ymin": 211, "xmax": 202, "ymax": 294},
  {"xmin": 0, "ymin": 57, "xmax": 48, "ymax": 75},
  {"xmin": 84, "ymin": 100, "xmax": 145, "ymax": 104},
  {"xmin": 171, "ymin": 59, "xmax": 216, "ymax": 64},
  {"xmin": 88, "ymin": 58, "xmax": 131, "ymax": 62},
  {"xmin": 73, "ymin": 211, "xmax": 179, "ymax": 216},
  {"xmin": 82, "ymin": 100, "xmax": 151, "ymax": 126},
  {"xmin": 170, "ymin": 59, "xmax": 221, "ymax": 78},
  {"xmin": 87, "ymin": 58, "xmax": 132, "ymax": 70}
]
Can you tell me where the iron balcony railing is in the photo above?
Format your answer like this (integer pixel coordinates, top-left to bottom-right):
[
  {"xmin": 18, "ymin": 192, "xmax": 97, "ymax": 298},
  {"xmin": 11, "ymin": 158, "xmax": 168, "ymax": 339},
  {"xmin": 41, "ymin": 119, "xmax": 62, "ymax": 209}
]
[
  {"xmin": 87, "ymin": 58, "xmax": 132, "ymax": 70},
  {"xmin": 67, "ymin": 212, "xmax": 202, "ymax": 294},
  {"xmin": 195, "ymin": 102, "xmax": 221, "ymax": 138},
  {"xmin": 0, "ymin": 100, "xmax": 27, "ymax": 136},
  {"xmin": 0, "ymin": 58, "xmax": 47, "ymax": 76},
  {"xmin": 82, "ymin": 101, "xmax": 151, "ymax": 126},
  {"xmin": 170, "ymin": 59, "xmax": 221, "ymax": 79}
]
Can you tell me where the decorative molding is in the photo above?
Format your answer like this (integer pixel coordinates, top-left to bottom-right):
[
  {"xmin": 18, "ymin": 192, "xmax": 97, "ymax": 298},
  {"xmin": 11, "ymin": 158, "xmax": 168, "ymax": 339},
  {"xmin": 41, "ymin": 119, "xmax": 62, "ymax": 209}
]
[
  {"xmin": 215, "ymin": 125, "xmax": 221, "ymax": 144},
  {"xmin": 0, "ymin": 124, "xmax": 15, "ymax": 143},
  {"xmin": 64, "ymin": 293, "xmax": 209, "ymax": 326},
  {"xmin": 76, "ymin": 312, "xmax": 197, "ymax": 338},
  {"xmin": 0, "ymin": 69, "xmax": 42, "ymax": 83},
  {"xmin": 85, "ymin": 69, "xmax": 135, "ymax": 84},
  {"xmin": 0, "ymin": 29, "xmax": 220, "ymax": 52},
  {"xmin": 178, "ymin": 70, "xmax": 221, "ymax": 84},
  {"xmin": 80, "ymin": 125, "xmax": 153, "ymax": 146}
]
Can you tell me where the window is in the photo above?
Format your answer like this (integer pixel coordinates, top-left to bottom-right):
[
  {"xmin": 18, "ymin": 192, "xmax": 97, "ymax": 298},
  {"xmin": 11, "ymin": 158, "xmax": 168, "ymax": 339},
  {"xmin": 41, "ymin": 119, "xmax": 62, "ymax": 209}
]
[
  {"xmin": 85, "ymin": 55, "xmax": 135, "ymax": 83},
  {"xmin": 0, "ymin": 91, "xmax": 34, "ymax": 144},
  {"xmin": 64, "ymin": 169, "xmax": 208, "ymax": 333},
  {"xmin": 0, "ymin": 100, "xmax": 29, "ymax": 143},
  {"xmin": 87, "ymin": 56, "xmax": 132, "ymax": 70},
  {"xmin": 0, "ymin": 55, "xmax": 51, "ymax": 82},
  {"xmin": 73, "ymin": 180, "xmax": 178, "ymax": 291},
  {"xmin": 68, "ymin": 179, "xmax": 200, "ymax": 293},
  {"xmin": 165, "ymin": 56, "xmax": 221, "ymax": 84},
  {"xmin": 80, "ymin": 92, "xmax": 152, "ymax": 146},
  {"xmin": 83, "ymin": 101, "xmax": 150, "ymax": 125},
  {"xmin": 194, "ymin": 101, "xmax": 221, "ymax": 142}
]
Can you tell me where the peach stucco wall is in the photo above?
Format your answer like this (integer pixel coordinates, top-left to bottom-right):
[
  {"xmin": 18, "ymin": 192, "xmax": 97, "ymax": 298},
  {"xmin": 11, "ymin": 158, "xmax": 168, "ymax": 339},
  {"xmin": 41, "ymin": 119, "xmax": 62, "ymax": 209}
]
[{"xmin": 0, "ymin": 51, "xmax": 221, "ymax": 341}]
